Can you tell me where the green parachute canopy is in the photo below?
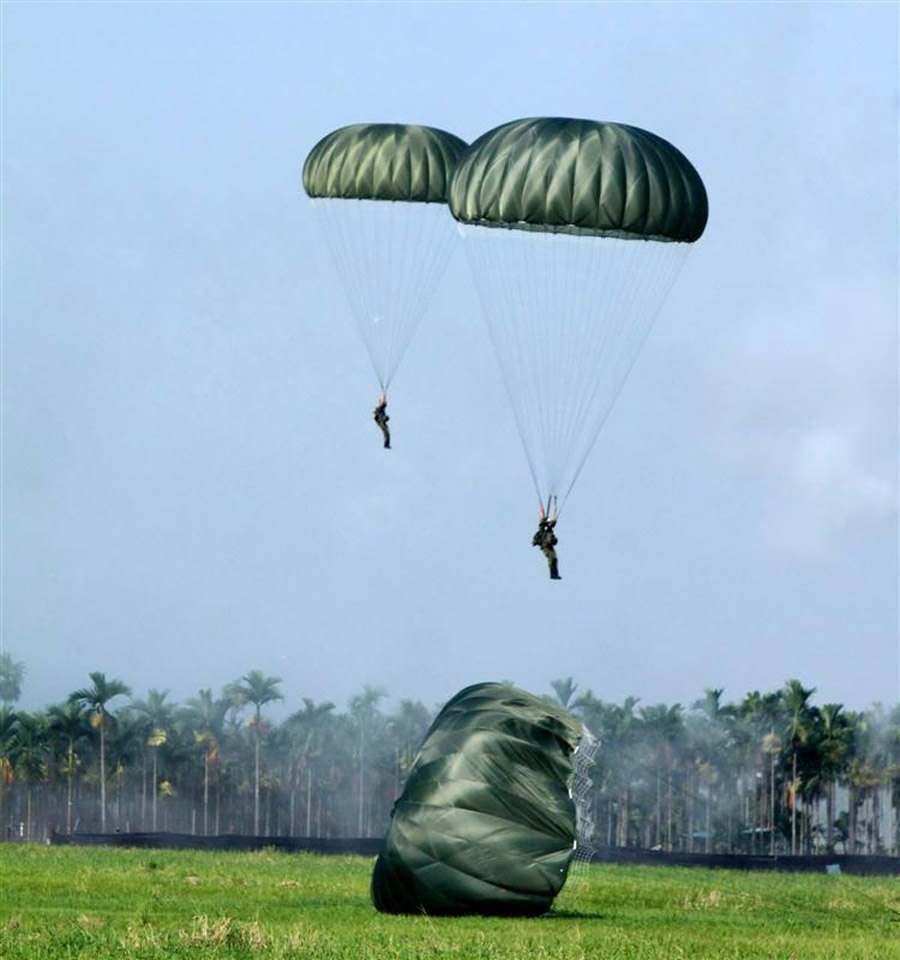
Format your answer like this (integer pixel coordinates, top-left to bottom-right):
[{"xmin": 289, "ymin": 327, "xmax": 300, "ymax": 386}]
[
  {"xmin": 303, "ymin": 123, "xmax": 467, "ymax": 204},
  {"xmin": 447, "ymin": 118, "xmax": 708, "ymax": 516},
  {"xmin": 301, "ymin": 123, "xmax": 468, "ymax": 396},
  {"xmin": 371, "ymin": 682, "xmax": 584, "ymax": 916},
  {"xmin": 449, "ymin": 117, "xmax": 708, "ymax": 241}
]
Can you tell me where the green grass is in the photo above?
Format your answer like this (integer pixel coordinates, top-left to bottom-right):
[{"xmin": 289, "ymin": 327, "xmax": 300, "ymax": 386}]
[{"xmin": 0, "ymin": 845, "xmax": 897, "ymax": 959}]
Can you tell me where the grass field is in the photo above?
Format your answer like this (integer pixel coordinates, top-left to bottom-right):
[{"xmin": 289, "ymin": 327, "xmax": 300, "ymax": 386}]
[{"xmin": 0, "ymin": 845, "xmax": 897, "ymax": 959}]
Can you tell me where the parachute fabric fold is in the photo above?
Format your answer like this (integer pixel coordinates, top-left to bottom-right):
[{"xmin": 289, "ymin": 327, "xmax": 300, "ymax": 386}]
[
  {"xmin": 303, "ymin": 123, "xmax": 467, "ymax": 203},
  {"xmin": 449, "ymin": 117, "xmax": 707, "ymax": 241},
  {"xmin": 371, "ymin": 682, "xmax": 584, "ymax": 916}
]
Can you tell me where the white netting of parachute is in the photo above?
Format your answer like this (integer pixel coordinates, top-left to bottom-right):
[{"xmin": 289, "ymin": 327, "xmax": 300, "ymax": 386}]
[
  {"xmin": 460, "ymin": 224, "xmax": 692, "ymax": 512},
  {"xmin": 572, "ymin": 725, "xmax": 601, "ymax": 861},
  {"xmin": 311, "ymin": 198, "xmax": 458, "ymax": 393},
  {"xmin": 559, "ymin": 723, "xmax": 602, "ymax": 908}
]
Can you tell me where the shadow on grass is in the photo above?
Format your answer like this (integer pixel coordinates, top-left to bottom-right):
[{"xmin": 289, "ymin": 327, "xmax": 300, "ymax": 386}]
[{"xmin": 544, "ymin": 909, "xmax": 606, "ymax": 921}]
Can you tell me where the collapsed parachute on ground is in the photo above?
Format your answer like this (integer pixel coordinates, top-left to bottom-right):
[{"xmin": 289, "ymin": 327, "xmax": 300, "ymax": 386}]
[
  {"xmin": 302, "ymin": 123, "xmax": 468, "ymax": 396},
  {"xmin": 450, "ymin": 117, "xmax": 708, "ymax": 515},
  {"xmin": 371, "ymin": 682, "xmax": 584, "ymax": 916}
]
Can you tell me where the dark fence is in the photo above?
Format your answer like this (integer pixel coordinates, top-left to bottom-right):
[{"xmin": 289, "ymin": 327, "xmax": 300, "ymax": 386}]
[
  {"xmin": 50, "ymin": 831, "xmax": 382, "ymax": 857},
  {"xmin": 587, "ymin": 843, "xmax": 900, "ymax": 876},
  {"xmin": 48, "ymin": 833, "xmax": 899, "ymax": 875}
]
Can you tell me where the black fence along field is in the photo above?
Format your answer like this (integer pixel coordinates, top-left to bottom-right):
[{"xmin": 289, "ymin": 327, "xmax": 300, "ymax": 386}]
[{"xmin": 48, "ymin": 831, "xmax": 900, "ymax": 876}]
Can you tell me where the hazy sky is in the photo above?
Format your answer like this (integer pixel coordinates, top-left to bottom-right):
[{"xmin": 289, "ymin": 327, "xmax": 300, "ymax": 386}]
[{"xmin": 3, "ymin": 1, "xmax": 898, "ymax": 719}]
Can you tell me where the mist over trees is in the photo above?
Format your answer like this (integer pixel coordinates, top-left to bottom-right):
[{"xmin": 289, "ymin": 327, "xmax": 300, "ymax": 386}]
[{"xmin": 1, "ymin": 655, "xmax": 897, "ymax": 857}]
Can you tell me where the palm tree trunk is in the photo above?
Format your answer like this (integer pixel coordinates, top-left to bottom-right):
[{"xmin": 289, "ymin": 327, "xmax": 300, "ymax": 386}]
[
  {"xmin": 99, "ymin": 724, "xmax": 107, "ymax": 833},
  {"xmin": 254, "ymin": 725, "xmax": 261, "ymax": 836},
  {"xmin": 152, "ymin": 750, "xmax": 158, "ymax": 832},
  {"xmin": 203, "ymin": 753, "xmax": 209, "ymax": 836},
  {"xmin": 306, "ymin": 765, "xmax": 312, "ymax": 837},
  {"xmin": 705, "ymin": 787, "xmax": 711, "ymax": 854},
  {"xmin": 140, "ymin": 757, "xmax": 147, "ymax": 829},
  {"xmin": 873, "ymin": 786, "xmax": 881, "ymax": 854},
  {"xmin": 770, "ymin": 755, "xmax": 776, "ymax": 856},
  {"xmin": 666, "ymin": 764, "xmax": 673, "ymax": 851},
  {"xmin": 655, "ymin": 768, "xmax": 662, "ymax": 848},
  {"xmin": 687, "ymin": 773, "xmax": 694, "ymax": 853},
  {"xmin": 791, "ymin": 751, "xmax": 797, "ymax": 856},
  {"xmin": 358, "ymin": 732, "xmax": 365, "ymax": 837},
  {"xmin": 66, "ymin": 741, "xmax": 75, "ymax": 834}
]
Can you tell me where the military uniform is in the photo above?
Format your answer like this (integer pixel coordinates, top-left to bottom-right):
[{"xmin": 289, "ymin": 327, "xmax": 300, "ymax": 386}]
[
  {"xmin": 532, "ymin": 518, "xmax": 561, "ymax": 580},
  {"xmin": 373, "ymin": 400, "xmax": 391, "ymax": 449}
]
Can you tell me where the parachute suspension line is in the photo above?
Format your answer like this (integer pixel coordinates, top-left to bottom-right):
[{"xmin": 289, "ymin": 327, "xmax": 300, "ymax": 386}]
[
  {"xmin": 497, "ymin": 229, "xmax": 552, "ymax": 505},
  {"xmin": 463, "ymin": 224, "xmax": 692, "ymax": 514},
  {"xmin": 380, "ymin": 199, "xmax": 402, "ymax": 392},
  {"xmin": 556, "ymin": 237, "xmax": 633, "ymax": 499},
  {"xmin": 548, "ymin": 229, "xmax": 609, "ymax": 501},
  {"xmin": 559, "ymin": 240, "xmax": 692, "ymax": 507},
  {"xmin": 554, "ymin": 238, "xmax": 651, "ymax": 505},
  {"xmin": 503, "ymin": 230, "xmax": 548, "ymax": 498},
  {"xmin": 312, "ymin": 199, "xmax": 456, "ymax": 393},
  {"xmin": 389, "ymin": 198, "xmax": 450, "ymax": 390},
  {"xmin": 314, "ymin": 199, "xmax": 384, "ymax": 386},
  {"xmin": 462, "ymin": 227, "xmax": 545, "ymax": 506}
]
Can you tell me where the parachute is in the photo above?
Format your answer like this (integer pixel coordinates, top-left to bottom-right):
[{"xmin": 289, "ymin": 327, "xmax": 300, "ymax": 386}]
[
  {"xmin": 302, "ymin": 123, "xmax": 468, "ymax": 403},
  {"xmin": 371, "ymin": 682, "xmax": 584, "ymax": 916},
  {"xmin": 449, "ymin": 117, "xmax": 708, "ymax": 513}
]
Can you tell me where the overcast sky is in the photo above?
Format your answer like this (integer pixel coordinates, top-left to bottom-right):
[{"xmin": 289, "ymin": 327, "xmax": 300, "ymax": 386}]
[{"xmin": 2, "ymin": 1, "xmax": 897, "ymax": 719}]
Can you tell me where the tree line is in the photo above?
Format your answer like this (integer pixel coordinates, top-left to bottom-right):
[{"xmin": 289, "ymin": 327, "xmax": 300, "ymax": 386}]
[{"xmin": 0, "ymin": 653, "xmax": 897, "ymax": 856}]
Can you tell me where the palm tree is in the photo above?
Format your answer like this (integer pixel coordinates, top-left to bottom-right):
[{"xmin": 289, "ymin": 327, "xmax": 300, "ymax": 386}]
[
  {"xmin": 573, "ymin": 693, "xmax": 642, "ymax": 848},
  {"xmin": 349, "ymin": 685, "xmax": 385, "ymax": 837},
  {"xmin": 0, "ymin": 653, "xmax": 25, "ymax": 706},
  {"xmin": 46, "ymin": 700, "xmax": 89, "ymax": 834},
  {"xmin": 225, "ymin": 671, "xmax": 283, "ymax": 835},
  {"xmin": 287, "ymin": 698, "xmax": 336, "ymax": 836},
  {"xmin": 690, "ymin": 688, "xmax": 734, "ymax": 853},
  {"xmin": 782, "ymin": 679, "xmax": 816, "ymax": 855},
  {"xmin": 107, "ymin": 710, "xmax": 144, "ymax": 832},
  {"xmin": 817, "ymin": 703, "xmax": 850, "ymax": 852},
  {"xmin": 887, "ymin": 705, "xmax": 900, "ymax": 856},
  {"xmin": 639, "ymin": 703, "xmax": 684, "ymax": 851},
  {"xmin": 180, "ymin": 689, "xmax": 229, "ymax": 836},
  {"xmin": 736, "ymin": 690, "xmax": 781, "ymax": 854},
  {"xmin": 739, "ymin": 690, "xmax": 783, "ymax": 855},
  {"xmin": 13, "ymin": 712, "xmax": 49, "ymax": 840},
  {"xmin": 550, "ymin": 678, "xmax": 578, "ymax": 710},
  {"xmin": 69, "ymin": 672, "xmax": 131, "ymax": 833},
  {"xmin": 129, "ymin": 690, "xmax": 174, "ymax": 832},
  {"xmin": 847, "ymin": 705, "xmax": 892, "ymax": 854},
  {"xmin": 0, "ymin": 706, "xmax": 18, "ymax": 833},
  {"xmin": 387, "ymin": 699, "xmax": 432, "ymax": 794}
]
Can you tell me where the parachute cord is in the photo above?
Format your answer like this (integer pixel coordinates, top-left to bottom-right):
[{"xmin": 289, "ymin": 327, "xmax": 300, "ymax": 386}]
[
  {"xmin": 312, "ymin": 199, "xmax": 455, "ymax": 394},
  {"xmin": 462, "ymin": 227, "xmax": 545, "ymax": 505},
  {"xmin": 463, "ymin": 225, "xmax": 692, "ymax": 514},
  {"xmin": 559, "ymin": 243, "xmax": 692, "ymax": 508}
]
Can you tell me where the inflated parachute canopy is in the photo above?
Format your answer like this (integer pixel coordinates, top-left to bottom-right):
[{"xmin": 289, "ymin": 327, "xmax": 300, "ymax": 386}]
[
  {"xmin": 450, "ymin": 117, "xmax": 708, "ymax": 241},
  {"xmin": 372, "ymin": 682, "xmax": 584, "ymax": 916},
  {"xmin": 302, "ymin": 123, "xmax": 468, "ymax": 203}
]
